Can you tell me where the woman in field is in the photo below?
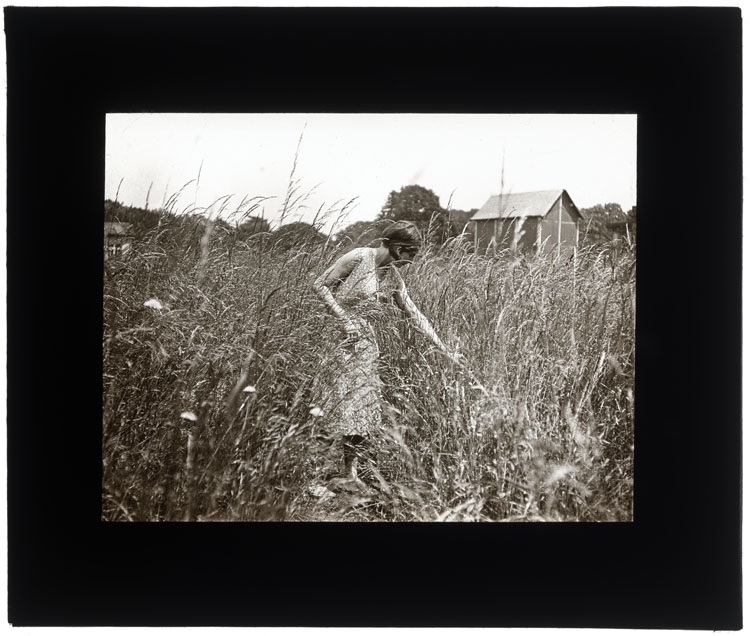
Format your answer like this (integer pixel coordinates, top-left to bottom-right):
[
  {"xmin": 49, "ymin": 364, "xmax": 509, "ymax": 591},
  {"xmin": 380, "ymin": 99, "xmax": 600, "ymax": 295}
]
[{"xmin": 312, "ymin": 220, "xmax": 458, "ymax": 493}]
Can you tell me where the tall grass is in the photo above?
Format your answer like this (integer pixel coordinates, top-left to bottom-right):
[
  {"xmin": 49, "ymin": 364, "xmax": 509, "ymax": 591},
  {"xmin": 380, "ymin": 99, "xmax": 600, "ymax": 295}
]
[{"xmin": 103, "ymin": 199, "xmax": 634, "ymax": 522}]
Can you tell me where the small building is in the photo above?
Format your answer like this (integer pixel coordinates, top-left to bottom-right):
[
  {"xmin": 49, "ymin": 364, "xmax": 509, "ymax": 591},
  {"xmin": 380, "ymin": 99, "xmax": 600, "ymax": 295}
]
[
  {"xmin": 104, "ymin": 221, "xmax": 134, "ymax": 260},
  {"xmin": 470, "ymin": 189, "xmax": 582, "ymax": 255}
]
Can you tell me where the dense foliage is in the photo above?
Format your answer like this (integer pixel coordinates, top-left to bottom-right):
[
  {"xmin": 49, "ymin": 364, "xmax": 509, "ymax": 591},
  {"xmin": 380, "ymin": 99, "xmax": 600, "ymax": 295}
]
[
  {"xmin": 579, "ymin": 203, "xmax": 637, "ymax": 245},
  {"xmin": 375, "ymin": 184, "xmax": 477, "ymax": 246}
]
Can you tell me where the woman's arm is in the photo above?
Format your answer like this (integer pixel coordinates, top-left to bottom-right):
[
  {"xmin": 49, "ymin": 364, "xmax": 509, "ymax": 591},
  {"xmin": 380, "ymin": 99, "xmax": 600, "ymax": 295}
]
[
  {"xmin": 313, "ymin": 250, "xmax": 361, "ymax": 334},
  {"xmin": 391, "ymin": 268, "xmax": 451, "ymax": 355}
]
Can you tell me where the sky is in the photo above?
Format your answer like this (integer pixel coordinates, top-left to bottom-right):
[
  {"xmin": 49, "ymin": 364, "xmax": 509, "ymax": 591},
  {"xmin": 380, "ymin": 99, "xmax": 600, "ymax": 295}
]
[{"xmin": 105, "ymin": 113, "xmax": 637, "ymax": 234}]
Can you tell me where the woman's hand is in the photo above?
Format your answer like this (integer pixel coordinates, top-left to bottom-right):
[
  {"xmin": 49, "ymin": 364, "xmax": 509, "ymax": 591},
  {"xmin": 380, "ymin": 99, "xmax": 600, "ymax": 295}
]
[
  {"xmin": 446, "ymin": 351, "xmax": 466, "ymax": 366},
  {"xmin": 449, "ymin": 351, "xmax": 466, "ymax": 366},
  {"xmin": 436, "ymin": 346, "xmax": 465, "ymax": 366}
]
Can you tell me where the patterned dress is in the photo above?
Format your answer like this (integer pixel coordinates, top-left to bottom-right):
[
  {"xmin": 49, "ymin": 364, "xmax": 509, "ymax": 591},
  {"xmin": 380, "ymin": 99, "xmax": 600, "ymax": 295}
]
[{"xmin": 322, "ymin": 247, "xmax": 401, "ymax": 437}]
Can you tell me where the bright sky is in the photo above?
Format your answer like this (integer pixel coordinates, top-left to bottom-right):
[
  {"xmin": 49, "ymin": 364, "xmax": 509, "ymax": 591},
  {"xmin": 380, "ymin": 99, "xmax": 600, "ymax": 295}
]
[{"xmin": 105, "ymin": 113, "xmax": 637, "ymax": 233}]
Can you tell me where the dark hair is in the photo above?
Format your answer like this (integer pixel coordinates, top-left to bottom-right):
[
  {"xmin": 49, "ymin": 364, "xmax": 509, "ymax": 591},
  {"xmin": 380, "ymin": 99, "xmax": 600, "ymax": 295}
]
[{"xmin": 381, "ymin": 220, "xmax": 422, "ymax": 250}]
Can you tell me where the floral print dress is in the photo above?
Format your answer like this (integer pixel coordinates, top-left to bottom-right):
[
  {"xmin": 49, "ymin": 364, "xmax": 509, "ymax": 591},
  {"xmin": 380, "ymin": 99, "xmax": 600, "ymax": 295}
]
[{"xmin": 322, "ymin": 247, "xmax": 401, "ymax": 437}]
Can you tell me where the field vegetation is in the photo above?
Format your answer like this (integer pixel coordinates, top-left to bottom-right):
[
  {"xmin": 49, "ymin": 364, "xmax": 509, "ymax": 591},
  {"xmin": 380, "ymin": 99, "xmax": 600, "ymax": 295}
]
[{"xmin": 103, "ymin": 194, "xmax": 635, "ymax": 522}]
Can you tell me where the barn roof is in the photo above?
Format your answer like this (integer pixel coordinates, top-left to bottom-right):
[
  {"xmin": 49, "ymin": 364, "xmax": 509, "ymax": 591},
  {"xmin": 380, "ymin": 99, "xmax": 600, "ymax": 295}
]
[
  {"xmin": 104, "ymin": 221, "xmax": 134, "ymax": 236},
  {"xmin": 470, "ymin": 189, "xmax": 581, "ymax": 221}
]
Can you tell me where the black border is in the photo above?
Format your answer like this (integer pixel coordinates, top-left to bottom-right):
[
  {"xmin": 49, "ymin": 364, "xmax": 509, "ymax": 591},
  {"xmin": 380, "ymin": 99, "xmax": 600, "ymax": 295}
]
[{"xmin": 6, "ymin": 7, "xmax": 742, "ymax": 628}]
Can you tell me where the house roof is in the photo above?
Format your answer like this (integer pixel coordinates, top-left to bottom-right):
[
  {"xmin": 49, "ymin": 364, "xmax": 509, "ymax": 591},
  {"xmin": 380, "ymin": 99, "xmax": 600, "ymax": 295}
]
[
  {"xmin": 104, "ymin": 221, "xmax": 134, "ymax": 236},
  {"xmin": 470, "ymin": 189, "xmax": 580, "ymax": 221}
]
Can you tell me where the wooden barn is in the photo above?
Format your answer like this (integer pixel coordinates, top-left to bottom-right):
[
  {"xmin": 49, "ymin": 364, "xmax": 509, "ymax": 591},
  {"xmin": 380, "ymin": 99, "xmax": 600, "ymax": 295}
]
[{"xmin": 470, "ymin": 189, "xmax": 582, "ymax": 255}]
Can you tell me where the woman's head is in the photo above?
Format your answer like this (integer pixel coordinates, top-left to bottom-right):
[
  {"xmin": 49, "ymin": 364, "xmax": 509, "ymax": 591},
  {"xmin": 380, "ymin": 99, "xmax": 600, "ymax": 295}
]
[{"xmin": 381, "ymin": 221, "xmax": 422, "ymax": 265}]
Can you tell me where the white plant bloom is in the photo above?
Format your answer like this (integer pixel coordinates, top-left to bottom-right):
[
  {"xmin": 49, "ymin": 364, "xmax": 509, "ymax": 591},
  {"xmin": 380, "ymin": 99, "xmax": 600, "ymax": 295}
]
[
  {"xmin": 243, "ymin": 385, "xmax": 256, "ymax": 393},
  {"xmin": 309, "ymin": 484, "xmax": 335, "ymax": 500},
  {"xmin": 543, "ymin": 464, "xmax": 577, "ymax": 488},
  {"xmin": 180, "ymin": 411, "xmax": 198, "ymax": 422},
  {"xmin": 144, "ymin": 298, "xmax": 163, "ymax": 310},
  {"xmin": 309, "ymin": 407, "xmax": 324, "ymax": 418}
]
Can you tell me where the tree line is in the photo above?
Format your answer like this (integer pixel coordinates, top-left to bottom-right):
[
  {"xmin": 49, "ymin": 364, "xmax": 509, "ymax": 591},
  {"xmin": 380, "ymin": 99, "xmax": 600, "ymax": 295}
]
[
  {"xmin": 105, "ymin": 184, "xmax": 635, "ymax": 252},
  {"xmin": 578, "ymin": 202, "xmax": 636, "ymax": 245}
]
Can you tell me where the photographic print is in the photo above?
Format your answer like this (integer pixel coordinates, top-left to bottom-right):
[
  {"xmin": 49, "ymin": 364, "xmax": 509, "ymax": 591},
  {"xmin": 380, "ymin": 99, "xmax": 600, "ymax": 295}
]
[
  {"xmin": 103, "ymin": 113, "xmax": 637, "ymax": 522},
  {"xmin": 8, "ymin": 4, "xmax": 741, "ymax": 628}
]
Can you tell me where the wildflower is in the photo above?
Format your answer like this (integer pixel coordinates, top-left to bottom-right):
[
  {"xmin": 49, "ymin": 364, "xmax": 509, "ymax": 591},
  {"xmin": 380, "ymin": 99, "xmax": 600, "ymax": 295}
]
[
  {"xmin": 309, "ymin": 406, "xmax": 324, "ymax": 417},
  {"xmin": 144, "ymin": 298, "xmax": 163, "ymax": 310},
  {"xmin": 180, "ymin": 411, "xmax": 198, "ymax": 422},
  {"xmin": 309, "ymin": 484, "xmax": 335, "ymax": 500},
  {"xmin": 543, "ymin": 464, "xmax": 577, "ymax": 488},
  {"xmin": 243, "ymin": 385, "xmax": 256, "ymax": 393}
]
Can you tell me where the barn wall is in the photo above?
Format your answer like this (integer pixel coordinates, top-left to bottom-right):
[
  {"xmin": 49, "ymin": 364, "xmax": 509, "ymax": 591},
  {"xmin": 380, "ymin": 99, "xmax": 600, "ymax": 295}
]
[
  {"xmin": 559, "ymin": 218, "xmax": 577, "ymax": 244},
  {"xmin": 474, "ymin": 218, "xmax": 542, "ymax": 253},
  {"xmin": 496, "ymin": 219, "xmax": 515, "ymax": 249},
  {"xmin": 517, "ymin": 218, "xmax": 538, "ymax": 251},
  {"xmin": 476, "ymin": 214, "xmax": 571, "ymax": 253},
  {"xmin": 540, "ymin": 197, "xmax": 578, "ymax": 252},
  {"xmin": 473, "ymin": 220, "xmax": 498, "ymax": 252},
  {"xmin": 561, "ymin": 198, "xmax": 578, "ymax": 244}
]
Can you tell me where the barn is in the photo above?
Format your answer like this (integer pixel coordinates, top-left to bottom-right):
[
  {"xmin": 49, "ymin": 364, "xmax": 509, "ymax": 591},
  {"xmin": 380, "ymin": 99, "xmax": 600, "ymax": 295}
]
[{"xmin": 470, "ymin": 189, "xmax": 582, "ymax": 255}]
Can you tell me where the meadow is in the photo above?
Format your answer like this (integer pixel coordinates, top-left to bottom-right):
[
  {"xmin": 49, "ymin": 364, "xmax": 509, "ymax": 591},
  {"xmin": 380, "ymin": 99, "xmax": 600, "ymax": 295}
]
[{"xmin": 102, "ymin": 202, "xmax": 635, "ymax": 522}]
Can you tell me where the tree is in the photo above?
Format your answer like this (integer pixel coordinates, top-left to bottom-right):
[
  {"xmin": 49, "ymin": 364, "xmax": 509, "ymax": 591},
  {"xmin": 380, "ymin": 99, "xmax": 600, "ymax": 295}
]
[
  {"xmin": 440, "ymin": 208, "xmax": 476, "ymax": 244},
  {"xmin": 378, "ymin": 185, "xmax": 443, "ymax": 227},
  {"xmin": 104, "ymin": 199, "xmax": 162, "ymax": 237},
  {"xmin": 271, "ymin": 221, "xmax": 328, "ymax": 251},
  {"xmin": 626, "ymin": 205, "xmax": 637, "ymax": 241},
  {"xmin": 379, "ymin": 184, "xmax": 471, "ymax": 246},
  {"xmin": 334, "ymin": 219, "xmax": 390, "ymax": 248},
  {"xmin": 104, "ymin": 199, "xmax": 246, "ymax": 259},
  {"xmin": 580, "ymin": 202, "xmax": 628, "ymax": 245},
  {"xmin": 237, "ymin": 215, "xmax": 272, "ymax": 241}
]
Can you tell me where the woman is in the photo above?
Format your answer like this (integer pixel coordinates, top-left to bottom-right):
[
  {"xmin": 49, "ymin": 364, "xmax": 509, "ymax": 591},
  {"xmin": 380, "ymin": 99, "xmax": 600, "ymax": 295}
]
[{"xmin": 312, "ymin": 220, "xmax": 458, "ymax": 493}]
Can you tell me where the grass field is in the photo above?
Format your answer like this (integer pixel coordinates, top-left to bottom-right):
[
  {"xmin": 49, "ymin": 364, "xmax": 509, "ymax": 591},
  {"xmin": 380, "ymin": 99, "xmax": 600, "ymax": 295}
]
[{"xmin": 102, "ymin": 204, "xmax": 635, "ymax": 522}]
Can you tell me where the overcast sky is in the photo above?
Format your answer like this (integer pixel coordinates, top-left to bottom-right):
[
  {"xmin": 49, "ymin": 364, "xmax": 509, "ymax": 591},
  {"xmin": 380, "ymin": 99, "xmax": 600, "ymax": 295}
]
[{"xmin": 105, "ymin": 113, "xmax": 637, "ymax": 233}]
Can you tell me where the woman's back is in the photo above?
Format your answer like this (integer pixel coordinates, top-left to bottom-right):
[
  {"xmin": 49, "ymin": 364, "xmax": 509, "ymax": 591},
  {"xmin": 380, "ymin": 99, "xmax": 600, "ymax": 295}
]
[
  {"xmin": 335, "ymin": 247, "xmax": 377, "ymax": 303},
  {"xmin": 335, "ymin": 247, "xmax": 399, "ymax": 308}
]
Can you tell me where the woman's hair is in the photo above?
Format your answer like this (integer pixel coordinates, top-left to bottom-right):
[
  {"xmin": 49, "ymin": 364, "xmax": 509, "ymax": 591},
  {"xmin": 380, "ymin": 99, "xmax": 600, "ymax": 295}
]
[{"xmin": 381, "ymin": 220, "xmax": 422, "ymax": 250}]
